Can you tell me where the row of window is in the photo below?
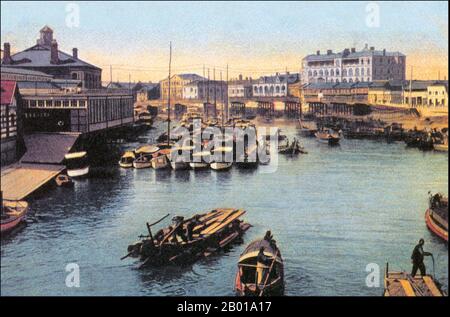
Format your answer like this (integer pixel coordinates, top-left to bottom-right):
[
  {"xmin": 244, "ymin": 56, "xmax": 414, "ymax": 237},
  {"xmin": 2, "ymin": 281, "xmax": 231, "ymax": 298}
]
[
  {"xmin": 0, "ymin": 106, "xmax": 17, "ymax": 139},
  {"xmin": 253, "ymin": 85, "xmax": 286, "ymax": 94},
  {"xmin": 405, "ymin": 97, "xmax": 447, "ymax": 107},
  {"xmin": 26, "ymin": 99, "xmax": 87, "ymax": 108},
  {"xmin": 308, "ymin": 68, "xmax": 372, "ymax": 77}
]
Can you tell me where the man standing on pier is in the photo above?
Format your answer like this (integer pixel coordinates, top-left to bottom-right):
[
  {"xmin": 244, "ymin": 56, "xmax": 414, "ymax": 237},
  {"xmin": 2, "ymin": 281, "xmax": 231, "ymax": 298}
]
[{"xmin": 411, "ymin": 238, "xmax": 432, "ymax": 277}]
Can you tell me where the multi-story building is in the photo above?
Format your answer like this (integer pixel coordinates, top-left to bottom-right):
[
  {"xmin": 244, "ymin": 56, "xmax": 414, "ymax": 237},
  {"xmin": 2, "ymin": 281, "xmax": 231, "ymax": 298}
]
[
  {"xmin": 183, "ymin": 80, "xmax": 227, "ymax": 101},
  {"xmin": 228, "ymin": 75, "xmax": 254, "ymax": 99},
  {"xmin": 1, "ymin": 80, "xmax": 23, "ymax": 166},
  {"xmin": 301, "ymin": 44, "xmax": 405, "ymax": 84},
  {"xmin": 1, "ymin": 26, "xmax": 102, "ymax": 89},
  {"xmin": 427, "ymin": 82, "xmax": 448, "ymax": 108},
  {"xmin": 252, "ymin": 72, "xmax": 300, "ymax": 98},
  {"xmin": 160, "ymin": 73, "xmax": 205, "ymax": 100}
]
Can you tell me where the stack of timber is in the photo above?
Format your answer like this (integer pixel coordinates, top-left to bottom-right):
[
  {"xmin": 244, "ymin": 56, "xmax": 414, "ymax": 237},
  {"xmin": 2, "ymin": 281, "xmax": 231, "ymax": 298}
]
[{"xmin": 124, "ymin": 208, "xmax": 251, "ymax": 267}]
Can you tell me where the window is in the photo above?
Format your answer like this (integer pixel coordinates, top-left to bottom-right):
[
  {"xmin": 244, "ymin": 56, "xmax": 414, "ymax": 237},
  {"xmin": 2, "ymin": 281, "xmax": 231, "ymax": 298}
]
[
  {"xmin": 330, "ymin": 69, "xmax": 334, "ymax": 76},
  {"xmin": 313, "ymin": 70, "xmax": 317, "ymax": 76},
  {"xmin": 336, "ymin": 69, "xmax": 340, "ymax": 76},
  {"xmin": 355, "ymin": 68, "xmax": 360, "ymax": 76},
  {"xmin": 342, "ymin": 69, "xmax": 347, "ymax": 76},
  {"xmin": 348, "ymin": 69, "xmax": 353, "ymax": 76},
  {"xmin": 319, "ymin": 70, "xmax": 323, "ymax": 76}
]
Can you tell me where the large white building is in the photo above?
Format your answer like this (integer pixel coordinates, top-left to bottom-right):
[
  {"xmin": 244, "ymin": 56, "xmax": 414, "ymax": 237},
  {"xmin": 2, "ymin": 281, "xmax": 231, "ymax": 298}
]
[
  {"xmin": 252, "ymin": 72, "xmax": 300, "ymax": 97},
  {"xmin": 301, "ymin": 44, "xmax": 406, "ymax": 84},
  {"xmin": 182, "ymin": 80, "xmax": 227, "ymax": 101}
]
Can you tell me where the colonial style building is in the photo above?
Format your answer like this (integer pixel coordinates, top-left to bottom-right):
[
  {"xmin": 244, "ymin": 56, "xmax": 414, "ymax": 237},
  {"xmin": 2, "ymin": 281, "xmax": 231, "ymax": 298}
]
[
  {"xmin": 160, "ymin": 73, "xmax": 205, "ymax": 100},
  {"xmin": 228, "ymin": 75, "xmax": 254, "ymax": 99},
  {"xmin": 1, "ymin": 26, "xmax": 102, "ymax": 89},
  {"xmin": 301, "ymin": 44, "xmax": 406, "ymax": 84},
  {"xmin": 182, "ymin": 80, "xmax": 227, "ymax": 102},
  {"xmin": 252, "ymin": 72, "xmax": 300, "ymax": 98}
]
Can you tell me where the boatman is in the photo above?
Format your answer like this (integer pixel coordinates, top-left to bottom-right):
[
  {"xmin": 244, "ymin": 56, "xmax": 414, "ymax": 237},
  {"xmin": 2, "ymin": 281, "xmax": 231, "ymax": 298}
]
[
  {"xmin": 256, "ymin": 247, "xmax": 272, "ymax": 288},
  {"xmin": 411, "ymin": 238, "xmax": 432, "ymax": 277}
]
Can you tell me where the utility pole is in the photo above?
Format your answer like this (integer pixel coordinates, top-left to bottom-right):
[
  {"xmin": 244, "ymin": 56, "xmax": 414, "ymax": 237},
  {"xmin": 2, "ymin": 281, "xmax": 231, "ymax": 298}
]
[
  {"xmin": 167, "ymin": 41, "xmax": 172, "ymax": 146},
  {"xmin": 409, "ymin": 65, "xmax": 413, "ymax": 108},
  {"xmin": 220, "ymin": 70, "xmax": 224, "ymax": 127},
  {"xmin": 110, "ymin": 65, "xmax": 113, "ymax": 86},
  {"xmin": 207, "ymin": 68, "xmax": 210, "ymax": 104},
  {"xmin": 214, "ymin": 67, "xmax": 217, "ymax": 118},
  {"xmin": 226, "ymin": 64, "xmax": 229, "ymax": 122}
]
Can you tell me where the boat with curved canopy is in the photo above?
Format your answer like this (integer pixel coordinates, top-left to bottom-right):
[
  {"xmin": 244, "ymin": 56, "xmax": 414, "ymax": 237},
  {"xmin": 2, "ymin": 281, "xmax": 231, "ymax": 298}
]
[{"xmin": 1, "ymin": 199, "xmax": 29, "ymax": 234}]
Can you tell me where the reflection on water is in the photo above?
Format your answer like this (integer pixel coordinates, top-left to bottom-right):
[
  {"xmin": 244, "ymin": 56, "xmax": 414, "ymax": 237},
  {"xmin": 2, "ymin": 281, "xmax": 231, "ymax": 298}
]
[{"xmin": 1, "ymin": 120, "xmax": 448, "ymax": 296}]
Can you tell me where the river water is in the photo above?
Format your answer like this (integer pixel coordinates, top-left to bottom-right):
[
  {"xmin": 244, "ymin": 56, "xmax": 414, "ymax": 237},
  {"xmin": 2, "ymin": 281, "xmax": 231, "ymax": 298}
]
[{"xmin": 1, "ymin": 119, "xmax": 448, "ymax": 296}]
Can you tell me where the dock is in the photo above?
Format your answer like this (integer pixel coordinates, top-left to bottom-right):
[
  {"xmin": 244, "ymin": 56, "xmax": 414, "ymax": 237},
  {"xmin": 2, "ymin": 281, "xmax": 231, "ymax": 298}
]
[{"xmin": 1, "ymin": 163, "xmax": 64, "ymax": 200}]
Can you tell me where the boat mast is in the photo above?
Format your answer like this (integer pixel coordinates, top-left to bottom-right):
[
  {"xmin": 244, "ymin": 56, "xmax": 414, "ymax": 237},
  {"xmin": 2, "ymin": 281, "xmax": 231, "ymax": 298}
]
[
  {"xmin": 226, "ymin": 64, "xmax": 229, "ymax": 123},
  {"xmin": 221, "ymin": 70, "xmax": 224, "ymax": 128},
  {"xmin": 167, "ymin": 42, "xmax": 172, "ymax": 146}
]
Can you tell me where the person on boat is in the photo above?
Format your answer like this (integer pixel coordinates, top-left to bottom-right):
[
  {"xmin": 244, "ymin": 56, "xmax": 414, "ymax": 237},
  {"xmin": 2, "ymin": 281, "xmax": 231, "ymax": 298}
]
[
  {"xmin": 263, "ymin": 230, "xmax": 276, "ymax": 248},
  {"xmin": 411, "ymin": 238, "xmax": 432, "ymax": 277},
  {"xmin": 186, "ymin": 215, "xmax": 202, "ymax": 241},
  {"xmin": 172, "ymin": 216, "xmax": 188, "ymax": 243},
  {"xmin": 256, "ymin": 247, "xmax": 272, "ymax": 287}
]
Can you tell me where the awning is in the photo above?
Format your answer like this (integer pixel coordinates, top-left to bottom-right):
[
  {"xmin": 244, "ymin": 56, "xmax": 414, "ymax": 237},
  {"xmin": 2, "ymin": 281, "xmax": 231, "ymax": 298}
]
[{"xmin": 21, "ymin": 132, "xmax": 80, "ymax": 164}]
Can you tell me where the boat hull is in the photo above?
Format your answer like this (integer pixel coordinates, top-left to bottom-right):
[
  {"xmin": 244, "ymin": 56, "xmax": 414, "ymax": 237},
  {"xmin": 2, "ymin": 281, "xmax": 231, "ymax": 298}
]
[
  {"xmin": 189, "ymin": 162, "xmax": 209, "ymax": 169},
  {"xmin": 133, "ymin": 161, "xmax": 152, "ymax": 169},
  {"xmin": 1, "ymin": 201, "xmax": 29, "ymax": 233},
  {"xmin": 170, "ymin": 161, "xmax": 190, "ymax": 170},
  {"xmin": 211, "ymin": 162, "xmax": 233, "ymax": 171},
  {"xmin": 434, "ymin": 144, "xmax": 448, "ymax": 152},
  {"xmin": 425, "ymin": 209, "xmax": 448, "ymax": 241},
  {"xmin": 151, "ymin": 155, "xmax": 169, "ymax": 169},
  {"xmin": 67, "ymin": 166, "xmax": 89, "ymax": 178}
]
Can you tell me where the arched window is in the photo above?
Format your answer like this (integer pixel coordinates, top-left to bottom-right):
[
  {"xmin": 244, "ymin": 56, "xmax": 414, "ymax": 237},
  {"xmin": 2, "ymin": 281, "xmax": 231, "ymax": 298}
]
[
  {"xmin": 275, "ymin": 86, "xmax": 280, "ymax": 93},
  {"xmin": 313, "ymin": 70, "xmax": 318, "ymax": 76},
  {"xmin": 269, "ymin": 86, "xmax": 274, "ymax": 94},
  {"xmin": 349, "ymin": 78, "xmax": 353, "ymax": 83},
  {"xmin": 319, "ymin": 70, "xmax": 323, "ymax": 76},
  {"xmin": 342, "ymin": 78, "xmax": 347, "ymax": 83},
  {"xmin": 342, "ymin": 69, "xmax": 347, "ymax": 76},
  {"xmin": 325, "ymin": 70, "xmax": 329, "ymax": 76},
  {"xmin": 348, "ymin": 69, "xmax": 353, "ymax": 76},
  {"xmin": 264, "ymin": 86, "xmax": 269, "ymax": 93},
  {"xmin": 355, "ymin": 68, "xmax": 360, "ymax": 76},
  {"xmin": 281, "ymin": 85, "xmax": 286, "ymax": 91},
  {"xmin": 361, "ymin": 68, "xmax": 364, "ymax": 76},
  {"xmin": 259, "ymin": 86, "xmax": 263, "ymax": 93},
  {"xmin": 336, "ymin": 69, "xmax": 340, "ymax": 76},
  {"xmin": 330, "ymin": 69, "xmax": 334, "ymax": 76},
  {"xmin": 254, "ymin": 86, "xmax": 258, "ymax": 93}
]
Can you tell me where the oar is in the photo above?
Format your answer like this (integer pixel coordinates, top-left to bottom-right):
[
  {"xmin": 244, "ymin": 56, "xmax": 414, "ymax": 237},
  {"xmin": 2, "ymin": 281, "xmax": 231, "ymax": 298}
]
[
  {"xmin": 120, "ymin": 251, "xmax": 133, "ymax": 260},
  {"xmin": 259, "ymin": 249, "xmax": 279, "ymax": 297}
]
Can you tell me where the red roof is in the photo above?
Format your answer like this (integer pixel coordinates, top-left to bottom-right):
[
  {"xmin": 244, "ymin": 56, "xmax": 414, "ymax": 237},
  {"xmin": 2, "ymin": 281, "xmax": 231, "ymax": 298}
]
[{"xmin": 1, "ymin": 80, "xmax": 17, "ymax": 105}]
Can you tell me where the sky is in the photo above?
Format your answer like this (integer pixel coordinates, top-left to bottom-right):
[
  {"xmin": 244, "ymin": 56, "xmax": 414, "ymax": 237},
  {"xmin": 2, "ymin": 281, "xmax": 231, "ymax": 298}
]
[{"xmin": 1, "ymin": 1, "xmax": 448, "ymax": 82}]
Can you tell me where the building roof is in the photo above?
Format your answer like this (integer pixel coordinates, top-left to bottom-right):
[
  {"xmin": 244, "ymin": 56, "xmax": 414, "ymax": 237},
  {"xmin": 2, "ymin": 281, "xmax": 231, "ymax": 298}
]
[
  {"xmin": 303, "ymin": 46, "xmax": 405, "ymax": 62},
  {"xmin": 176, "ymin": 73, "xmax": 205, "ymax": 81},
  {"xmin": 257, "ymin": 73, "xmax": 300, "ymax": 84},
  {"xmin": 1, "ymin": 80, "xmax": 17, "ymax": 104},
  {"xmin": 4, "ymin": 44, "xmax": 101, "ymax": 70},
  {"xmin": 0, "ymin": 66, "xmax": 54, "ymax": 79},
  {"xmin": 17, "ymin": 81, "xmax": 61, "ymax": 90}
]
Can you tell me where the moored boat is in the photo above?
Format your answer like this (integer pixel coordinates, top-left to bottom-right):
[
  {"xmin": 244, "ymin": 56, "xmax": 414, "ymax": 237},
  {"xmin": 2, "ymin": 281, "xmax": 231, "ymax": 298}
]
[
  {"xmin": 315, "ymin": 129, "xmax": 341, "ymax": 145},
  {"xmin": 235, "ymin": 233, "xmax": 284, "ymax": 296},
  {"xmin": 133, "ymin": 145, "xmax": 159, "ymax": 169},
  {"xmin": 151, "ymin": 149, "xmax": 171, "ymax": 169},
  {"xmin": 189, "ymin": 151, "xmax": 211, "ymax": 170},
  {"xmin": 434, "ymin": 143, "xmax": 448, "ymax": 152},
  {"xmin": 119, "ymin": 151, "xmax": 135, "ymax": 168},
  {"xmin": 210, "ymin": 146, "xmax": 233, "ymax": 171},
  {"xmin": 124, "ymin": 208, "xmax": 251, "ymax": 267},
  {"xmin": 383, "ymin": 264, "xmax": 446, "ymax": 296},
  {"xmin": 55, "ymin": 174, "xmax": 74, "ymax": 187},
  {"xmin": 425, "ymin": 193, "xmax": 448, "ymax": 241},
  {"xmin": 1, "ymin": 199, "xmax": 29, "ymax": 234},
  {"xmin": 64, "ymin": 151, "xmax": 90, "ymax": 177}
]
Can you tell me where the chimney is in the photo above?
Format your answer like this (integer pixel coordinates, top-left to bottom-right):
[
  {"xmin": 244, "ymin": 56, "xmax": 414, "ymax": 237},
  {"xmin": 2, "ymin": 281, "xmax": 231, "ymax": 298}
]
[
  {"xmin": 72, "ymin": 47, "xmax": 78, "ymax": 59},
  {"xmin": 370, "ymin": 46, "xmax": 375, "ymax": 51},
  {"xmin": 343, "ymin": 48, "xmax": 350, "ymax": 56},
  {"xmin": 3, "ymin": 42, "xmax": 12, "ymax": 64},
  {"xmin": 327, "ymin": 49, "xmax": 332, "ymax": 55},
  {"xmin": 316, "ymin": 50, "xmax": 320, "ymax": 55},
  {"xmin": 351, "ymin": 47, "xmax": 356, "ymax": 53},
  {"xmin": 239, "ymin": 74, "xmax": 243, "ymax": 81},
  {"xmin": 50, "ymin": 40, "xmax": 59, "ymax": 64},
  {"xmin": 383, "ymin": 49, "xmax": 386, "ymax": 56}
]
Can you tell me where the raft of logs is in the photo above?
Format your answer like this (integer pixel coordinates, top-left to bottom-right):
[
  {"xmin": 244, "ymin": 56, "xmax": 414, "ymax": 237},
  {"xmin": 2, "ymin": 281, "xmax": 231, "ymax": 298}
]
[{"xmin": 123, "ymin": 208, "xmax": 251, "ymax": 268}]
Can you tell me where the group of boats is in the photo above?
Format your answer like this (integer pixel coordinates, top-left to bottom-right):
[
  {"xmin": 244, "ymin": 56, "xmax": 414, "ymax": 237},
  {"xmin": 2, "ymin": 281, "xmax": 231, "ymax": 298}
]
[{"xmin": 123, "ymin": 208, "xmax": 284, "ymax": 296}]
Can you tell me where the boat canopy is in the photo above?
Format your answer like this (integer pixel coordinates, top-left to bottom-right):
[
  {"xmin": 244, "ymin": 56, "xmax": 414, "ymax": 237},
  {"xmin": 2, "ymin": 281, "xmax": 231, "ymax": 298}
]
[
  {"xmin": 65, "ymin": 151, "xmax": 87, "ymax": 160},
  {"xmin": 122, "ymin": 151, "xmax": 135, "ymax": 158},
  {"xmin": 135, "ymin": 145, "xmax": 159, "ymax": 154},
  {"xmin": 238, "ymin": 239, "xmax": 282, "ymax": 264}
]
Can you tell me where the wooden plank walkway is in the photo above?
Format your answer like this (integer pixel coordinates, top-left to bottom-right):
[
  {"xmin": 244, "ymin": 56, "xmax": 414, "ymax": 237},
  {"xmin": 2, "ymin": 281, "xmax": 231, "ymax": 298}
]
[{"xmin": 1, "ymin": 163, "xmax": 64, "ymax": 200}]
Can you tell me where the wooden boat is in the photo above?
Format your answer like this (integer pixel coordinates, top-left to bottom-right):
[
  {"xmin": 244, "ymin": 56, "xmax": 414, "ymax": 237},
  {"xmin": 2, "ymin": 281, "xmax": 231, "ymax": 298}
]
[
  {"xmin": 124, "ymin": 208, "xmax": 251, "ymax": 267},
  {"xmin": 384, "ymin": 264, "xmax": 446, "ymax": 296},
  {"xmin": 235, "ymin": 236, "xmax": 284, "ymax": 296},
  {"xmin": 119, "ymin": 151, "xmax": 135, "ymax": 168},
  {"xmin": 434, "ymin": 143, "xmax": 448, "ymax": 152},
  {"xmin": 236, "ymin": 144, "xmax": 258, "ymax": 169},
  {"xmin": 315, "ymin": 129, "xmax": 341, "ymax": 145},
  {"xmin": 1, "ymin": 199, "xmax": 29, "ymax": 233},
  {"xmin": 190, "ymin": 151, "xmax": 211, "ymax": 170},
  {"xmin": 278, "ymin": 138, "xmax": 305, "ymax": 155},
  {"xmin": 55, "ymin": 174, "xmax": 74, "ymax": 187},
  {"xmin": 425, "ymin": 194, "xmax": 448, "ymax": 241},
  {"xmin": 169, "ymin": 146, "xmax": 193, "ymax": 170},
  {"xmin": 136, "ymin": 111, "xmax": 153, "ymax": 127},
  {"xmin": 64, "ymin": 151, "xmax": 90, "ymax": 177},
  {"xmin": 151, "ymin": 149, "xmax": 171, "ymax": 169},
  {"xmin": 133, "ymin": 145, "xmax": 159, "ymax": 169},
  {"xmin": 210, "ymin": 146, "xmax": 233, "ymax": 171}
]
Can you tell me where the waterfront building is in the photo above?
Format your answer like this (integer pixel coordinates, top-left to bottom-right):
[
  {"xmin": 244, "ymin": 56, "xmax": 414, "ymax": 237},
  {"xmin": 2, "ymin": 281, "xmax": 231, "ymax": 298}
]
[
  {"xmin": 1, "ymin": 80, "xmax": 23, "ymax": 166},
  {"xmin": 1, "ymin": 26, "xmax": 102, "ymax": 89},
  {"xmin": 427, "ymin": 82, "xmax": 448, "ymax": 108},
  {"xmin": 367, "ymin": 81, "xmax": 404, "ymax": 105},
  {"xmin": 160, "ymin": 73, "xmax": 205, "ymax": 100},
  {"xmin": 182, "ymin": 80, "xmax": 227, "ymax": 102},
  {"xmin": 252, "ymin": 72, "xmax": 300, "ymax": 98},
  {"xmin": 228, "ymin": 75, "xmax": 254, "ymax": 99},
  {"xmin": 301, "ymin": 44, "xmax": 406, "ymax": 84},
  {"xmin": 1, "ymin": 67, "xmax": 53, "ymax": 82}
]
